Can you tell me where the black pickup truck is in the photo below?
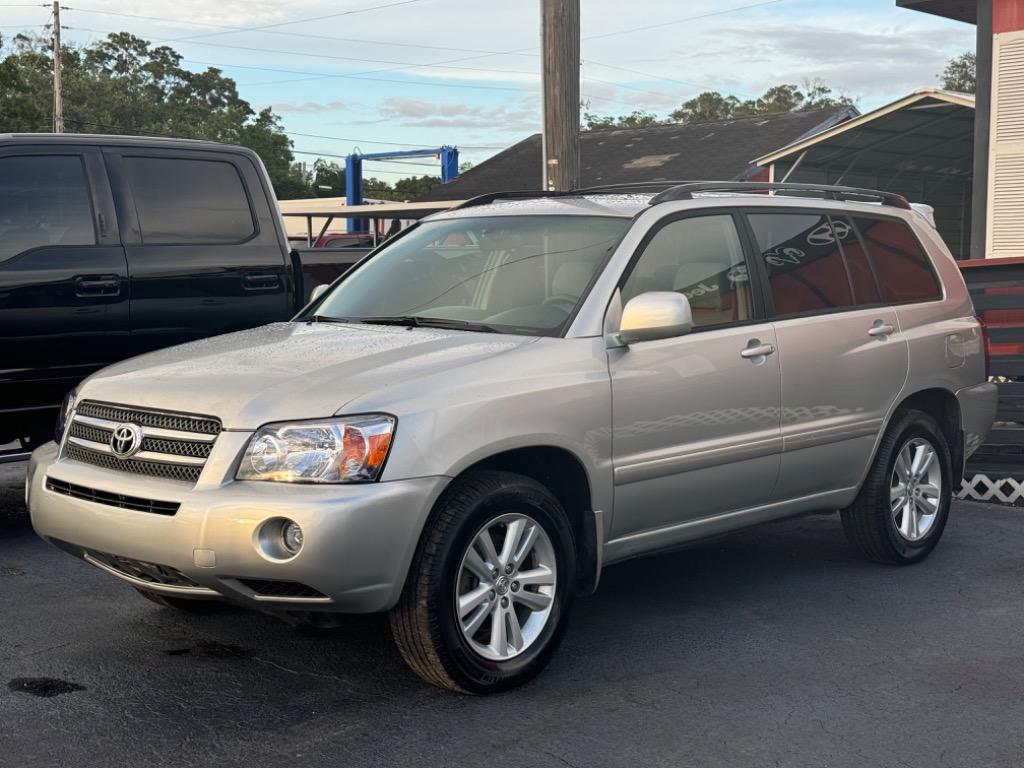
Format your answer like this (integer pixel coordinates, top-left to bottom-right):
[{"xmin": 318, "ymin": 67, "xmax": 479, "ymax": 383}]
[{"xmin": 0, "ymin": 134, "xmax": 370, "ymax": 454}]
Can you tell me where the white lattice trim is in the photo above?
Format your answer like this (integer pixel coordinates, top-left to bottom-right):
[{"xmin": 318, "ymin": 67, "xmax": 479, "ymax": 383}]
[{"xmin": 958, "ymin": 474, "xmax": 1024, "ymax": 505}]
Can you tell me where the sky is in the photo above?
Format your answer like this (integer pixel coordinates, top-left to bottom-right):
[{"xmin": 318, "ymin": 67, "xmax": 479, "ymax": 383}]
[{"xmin": 0, "ymin": 0, "xmax": 977, "ymax": 178}]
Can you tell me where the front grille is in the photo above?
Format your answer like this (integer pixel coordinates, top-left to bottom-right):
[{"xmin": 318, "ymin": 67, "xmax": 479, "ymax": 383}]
[
  {"xmin": 238, "ymin": 579, "xmax": 328, "ymax": 599},
  {"xmin": 63, "ymin": 400, "xmax": 220, "ymax": 484},
  {"xmin": 46, "ymin": 478, "xmax": 179, "ymax": 515},
  {"xmin": 69, "ymin": 423, "xmax": 213, "ymax": 460},
  {"xmin": 65, "ymin": 443, "xmax": 203, "ymax": 483},
  {"xmin": 85, "ymin": 550, "xmax": 200, "ymax": 588},
  {"xmin": 76, "ymin": 401, "xmax": 221, "ymax": 436}
]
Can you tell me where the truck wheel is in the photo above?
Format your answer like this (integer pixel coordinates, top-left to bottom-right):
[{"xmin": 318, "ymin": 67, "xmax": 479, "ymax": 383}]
[
  {"xmin": 390, "ymin": 470, "xmax": 576, "ymax": 694},
  {"xmin": 134, "ymin": 587, "xmax": 225, "ymax": 613},
  {"xmin": 841, "ymin": 409, "xmax": 953, "ymax": 565}
]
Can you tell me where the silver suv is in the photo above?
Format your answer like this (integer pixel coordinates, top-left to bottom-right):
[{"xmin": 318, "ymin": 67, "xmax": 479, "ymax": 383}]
[{"xmin": 28, "ymin": 182, "xmax": 997, "ymax": 693}]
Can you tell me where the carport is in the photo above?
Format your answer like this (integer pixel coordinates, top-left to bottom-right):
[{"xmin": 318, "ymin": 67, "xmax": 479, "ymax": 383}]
[{"xmin": 755, "ymin": 88, "xmax": 975, "ymax": 259}]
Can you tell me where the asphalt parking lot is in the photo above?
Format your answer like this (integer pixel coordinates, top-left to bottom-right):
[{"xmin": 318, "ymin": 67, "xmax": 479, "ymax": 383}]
[{"xmin": 2, "ymin": 462, "xmax": 1024, "ymax": 767}]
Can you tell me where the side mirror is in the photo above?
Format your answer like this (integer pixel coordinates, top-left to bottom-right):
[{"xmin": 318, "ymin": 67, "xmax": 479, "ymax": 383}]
[
  {"xmin": 618, "ymin": 291, "xmax": 693, "ymax": 345},
  {"xmin": 309, "ymin": 284, "xmax": 329, "ymax": 303}
]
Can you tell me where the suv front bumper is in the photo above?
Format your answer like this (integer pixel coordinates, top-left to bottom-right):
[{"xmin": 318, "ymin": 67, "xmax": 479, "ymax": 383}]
[{"xmin": 28, "ymin": 442, "xmax": 447, "ymax": 614}]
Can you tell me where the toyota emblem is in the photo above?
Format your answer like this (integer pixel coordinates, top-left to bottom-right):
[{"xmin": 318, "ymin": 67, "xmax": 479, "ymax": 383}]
[{"xmin": 109, "ymin": 423, "xmax": 143, "ymax": 459}]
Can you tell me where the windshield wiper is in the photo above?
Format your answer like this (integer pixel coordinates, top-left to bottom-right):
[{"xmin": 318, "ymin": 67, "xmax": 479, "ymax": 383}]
[
  {"xmin": 308, "ymin": 314, "xmax": 353, "ymax": 324},
  {"xmin": 353, "ymin": 315, "xmax": 503, "ymax": 333}
]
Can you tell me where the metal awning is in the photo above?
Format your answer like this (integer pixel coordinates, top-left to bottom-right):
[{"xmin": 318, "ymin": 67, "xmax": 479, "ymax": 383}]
[
  {"xmin": 755, "ymin": 89, "xmax": 975, "ymax": 183},
  {"xmin": 895, "ymin": 0, "xmax": 977, "ymax": 24}
]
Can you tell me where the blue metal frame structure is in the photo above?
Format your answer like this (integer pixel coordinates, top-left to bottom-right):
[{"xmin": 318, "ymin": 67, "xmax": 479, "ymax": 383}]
[{"xmin": 346, "ymin": 145, "xmax": 459, "ymax": 232}]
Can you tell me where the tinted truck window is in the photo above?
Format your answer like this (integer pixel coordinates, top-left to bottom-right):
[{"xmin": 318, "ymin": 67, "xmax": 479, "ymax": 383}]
[
  {"xmin": 854, "ymin": 217, "xmax": 941, "ymax": 303},
  {"xmin": 0, "ymin": 155, "xmax": 95, "ymax": 260},
  {"xmin": 124, "ymin": 157, "xmax": 255, "ymax": 244},
  {"xmin": 749, "ymin": 213, "xmax": 855, "ymax": 315}
]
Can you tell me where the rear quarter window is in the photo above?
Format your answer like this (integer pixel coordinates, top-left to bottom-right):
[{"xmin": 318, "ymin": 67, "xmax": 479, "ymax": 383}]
[
  {"xmin": 123, "ymin": 156, "xmax": 255, "ymax": 245},
  {"xmin": 854, "ymin": 217, "xmax": 941, "ymax": 303}
]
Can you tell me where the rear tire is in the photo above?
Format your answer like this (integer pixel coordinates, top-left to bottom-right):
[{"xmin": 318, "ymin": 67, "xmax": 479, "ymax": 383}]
[
  {"xmin": 841, "ymin": 409, "xmax": 953, "ymax": 565},
  {"xmin": 134, "ymin": 587, "xmax": 226, "ymax": 613},
  {"xmin": 389, "ymin": 470, "xmax": 576, "ymax": 694}
]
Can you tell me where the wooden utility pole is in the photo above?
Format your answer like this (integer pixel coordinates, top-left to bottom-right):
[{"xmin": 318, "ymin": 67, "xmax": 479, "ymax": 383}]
[
  {"xmin": 540, "ymin": 0, "xmax": 580, "ymax": 191},
  {"xmin": 52, "ymin": 1, "xmax": 63, "ymax": 133}
]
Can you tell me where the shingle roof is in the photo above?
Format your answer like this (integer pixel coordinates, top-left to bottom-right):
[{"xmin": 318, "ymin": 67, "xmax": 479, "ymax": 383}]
[{"xmin": 418, "ymin": 107, "xmax": 857, "ymax": 202}]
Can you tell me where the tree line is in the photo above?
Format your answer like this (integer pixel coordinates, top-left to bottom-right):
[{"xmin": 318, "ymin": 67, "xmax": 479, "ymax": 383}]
[
  {"xmin": 0, "ymin": 31, "xmax": 443, "ymax": 200},
  {"xmin": 581, "ymin": 53, "xmax": 978, "ymax": 131}
]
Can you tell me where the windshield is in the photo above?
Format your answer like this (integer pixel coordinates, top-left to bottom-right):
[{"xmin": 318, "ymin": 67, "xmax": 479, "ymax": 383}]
[{"xmin": 310, "ymin": 215, "xmax": 630, "ymax": 335}]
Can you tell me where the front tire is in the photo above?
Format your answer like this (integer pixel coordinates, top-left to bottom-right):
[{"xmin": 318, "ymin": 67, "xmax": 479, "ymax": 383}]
[
  {"xmin": 841, "ymin": 409, "xmax": 953, "ymax": 565},
  {"xmin": 389, "ymin": 470, "xmax": 576, "ymax": 694}
]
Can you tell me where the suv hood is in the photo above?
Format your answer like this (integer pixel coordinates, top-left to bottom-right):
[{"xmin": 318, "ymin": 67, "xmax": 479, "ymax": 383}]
[{"xmin": 78, "ymin": 322, "xmax": 536, "ymax": 429}]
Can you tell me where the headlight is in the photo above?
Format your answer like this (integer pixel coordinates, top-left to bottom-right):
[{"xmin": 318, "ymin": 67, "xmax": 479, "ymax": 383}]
[
  {"xmin": 54, "ymin": 388, "xmax": 77, "ymax": 444},
  {"xmin": 236, "ymin": 415, "xmax": 396, "ymax": 483}
]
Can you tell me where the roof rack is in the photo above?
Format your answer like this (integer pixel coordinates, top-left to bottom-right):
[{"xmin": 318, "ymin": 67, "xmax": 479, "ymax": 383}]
[
  {"xmin": 450, "ymin": 181, "xmax": 701, "ymax": 211},
  {"xmin": 648, "ymin": 181, "xmax": 912, "ymax": 209}
]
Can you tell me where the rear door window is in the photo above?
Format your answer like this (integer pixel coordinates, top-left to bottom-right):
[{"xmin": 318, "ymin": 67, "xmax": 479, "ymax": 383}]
[
  {"xmin": 0, "ymin": 154, "xmax": 95, "ymax": 260},
  {"xmin": 831, "ymin": 215, "xmax": 882, "ymax": 306},
  {"xmin": 854, "ymin": 217, "xmax": 941, "ymax": 303},
  {"xmin": 748, "ymin": 213, "xmax": 856, "ymax": 316},
  {"xmin": 123, "ymin": 156, "xmax": 255, "ymax": 245}
]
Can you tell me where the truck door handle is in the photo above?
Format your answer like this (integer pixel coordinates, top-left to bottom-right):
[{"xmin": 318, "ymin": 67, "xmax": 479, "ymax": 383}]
[
  {"xmin": 74, "ymin": 275, "xmax": 121, "ymax": 297},
  {"xmin": 868, "ymin": 323, "xmax": 895, "ymax": 338},
  {"xmin": 242, "ymin": 273, "xmax": 281, "ymax": 291},
  {"xmin": 740, "ymin": 342, "xmax": 776, "ymax": 359}
]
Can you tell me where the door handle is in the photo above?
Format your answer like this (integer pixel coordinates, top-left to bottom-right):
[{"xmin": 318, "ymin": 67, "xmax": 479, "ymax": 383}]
[
  {"xmin": 868, "ymin": 323, "xmax": 896, "ymax": 338},
  {"xmin": 242, "ymin": 273, "xmax": 281, "ymax": 291},
  {"xmin": 740, "ymin": 343, "xmax": 776, "ymax": 359},
  {"xmin": 74, "ymin": 275, "xmax": 121, "ymax": 297}
]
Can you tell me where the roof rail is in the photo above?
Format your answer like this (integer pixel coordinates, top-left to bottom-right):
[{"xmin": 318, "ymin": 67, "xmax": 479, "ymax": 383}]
[
  {"xmin": 449, "ymin": 190, "xmax": 563, "ymax": 210},
  {"xmin": 450, "ymin": 181, "xmax": 704, "ymax": 211},
  {"xmin": 648, "ymin": 181, "xmax": 912, "ymax": 209}
]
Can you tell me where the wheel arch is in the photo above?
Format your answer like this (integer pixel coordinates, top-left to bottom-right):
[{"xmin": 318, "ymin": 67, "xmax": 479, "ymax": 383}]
[
  {"xmin": 447, "ymin": 445, "xmax": 602, "ymax": 595},
  {"xmin": 859, "ymin": 388, "xmax": 964, "ymax": 493},
  {"xmin": 893, "ymin": 388, "xmax": 964, "ymax": 479}
]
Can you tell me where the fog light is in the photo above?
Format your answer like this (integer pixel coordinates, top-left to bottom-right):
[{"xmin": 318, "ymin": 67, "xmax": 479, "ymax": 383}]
[{"xmin": 282, "ymin": 521, "xmax": 303, "ymax": 554}]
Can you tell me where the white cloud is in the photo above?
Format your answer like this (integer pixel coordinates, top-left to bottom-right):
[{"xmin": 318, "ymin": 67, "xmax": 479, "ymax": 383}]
[
  {"xmin": 374, "ymin": 96, "xmax": 538, "ymax": 131},
  {"xmin": 272, "ymin": 99, "xmax": 348, "ymax": 114}
]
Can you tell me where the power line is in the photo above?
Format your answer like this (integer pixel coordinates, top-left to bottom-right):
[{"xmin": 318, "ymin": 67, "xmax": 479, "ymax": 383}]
[
  {"xmin": 584, "ymin": 0, "xmax": 785, "ymax": 41},
  {"xmin": 584, "ymin": 60, "xmax": 718, "ymax": 93},
  {"xmin": 168, "ymin": 0, "xmax": 425, "ymax": 41},
  {"xmin": 59, "ymin": 4, "xmax": 541, "ymax": 61},
  {"xmin": 174, "ymin": 57, "xmax": 536, "ymax": 94},
  {"xmin": 62, "ymin": 0, "xmax": 423, "ymax": 39},
  {"xmin": 64, "ymin": 24, "xmax": 540, "ymax": 79},
  {"xmin": 281, "ymin": 129, "xmax": 504, "ymax": 151}
]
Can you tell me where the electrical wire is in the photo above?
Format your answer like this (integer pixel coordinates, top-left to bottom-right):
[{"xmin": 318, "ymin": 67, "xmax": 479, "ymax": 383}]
[
  {"xmin": 584, "ymin": 0, "xmax": 786, "ymax": 41},
  {"xmin": 171, "ymin": 57, "xmax": 528, "ymax": 94},
  {"xmin": 63, "ymin": 24, "xmax": 540, "ymax": 79}
]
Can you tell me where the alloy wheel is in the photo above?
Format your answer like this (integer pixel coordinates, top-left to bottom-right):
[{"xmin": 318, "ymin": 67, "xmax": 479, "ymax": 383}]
[
  {"xmin": 455, "ymin": 512, "xmax": 557, "ymax": 661},
  {"xmin": 890, "ymin": 437, "xmax": 942, "ymax": 542}
]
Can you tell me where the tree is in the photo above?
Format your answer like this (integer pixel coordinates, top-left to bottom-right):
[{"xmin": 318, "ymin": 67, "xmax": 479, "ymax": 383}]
[
  {"xmin": 582, "ymin": 81, "xmax": 855, "ymax": 130},
  {"xmin": 941, "ymin": 51, "xmax": 976, "ymax": 93},
  {"xmin": 583, "ymin": 109, "xmax": 663, "ymax": 129},
  {"xmin": 0, "ymin": 31, "xmax": 309, "ymax": 197},
  {"xmin": 311, "ymin": 159, "xmax": 345, "ymax": 197},
  {"xmin": 669, "ymin": 91, "xmax": 741, "ymax": 123},
  {"xmin": 392, "ymin": 175, "xmax": 442, "ymax": 200},
  {"xmin": 671, "ymin": 82, "xmax": 853, "ymax": 124}
]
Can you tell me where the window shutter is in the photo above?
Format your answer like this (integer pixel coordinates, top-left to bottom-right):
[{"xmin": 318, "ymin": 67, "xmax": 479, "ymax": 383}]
[{"xmin": 989, "ymin": 31, "xmax": 1024, "ymax": 258}]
